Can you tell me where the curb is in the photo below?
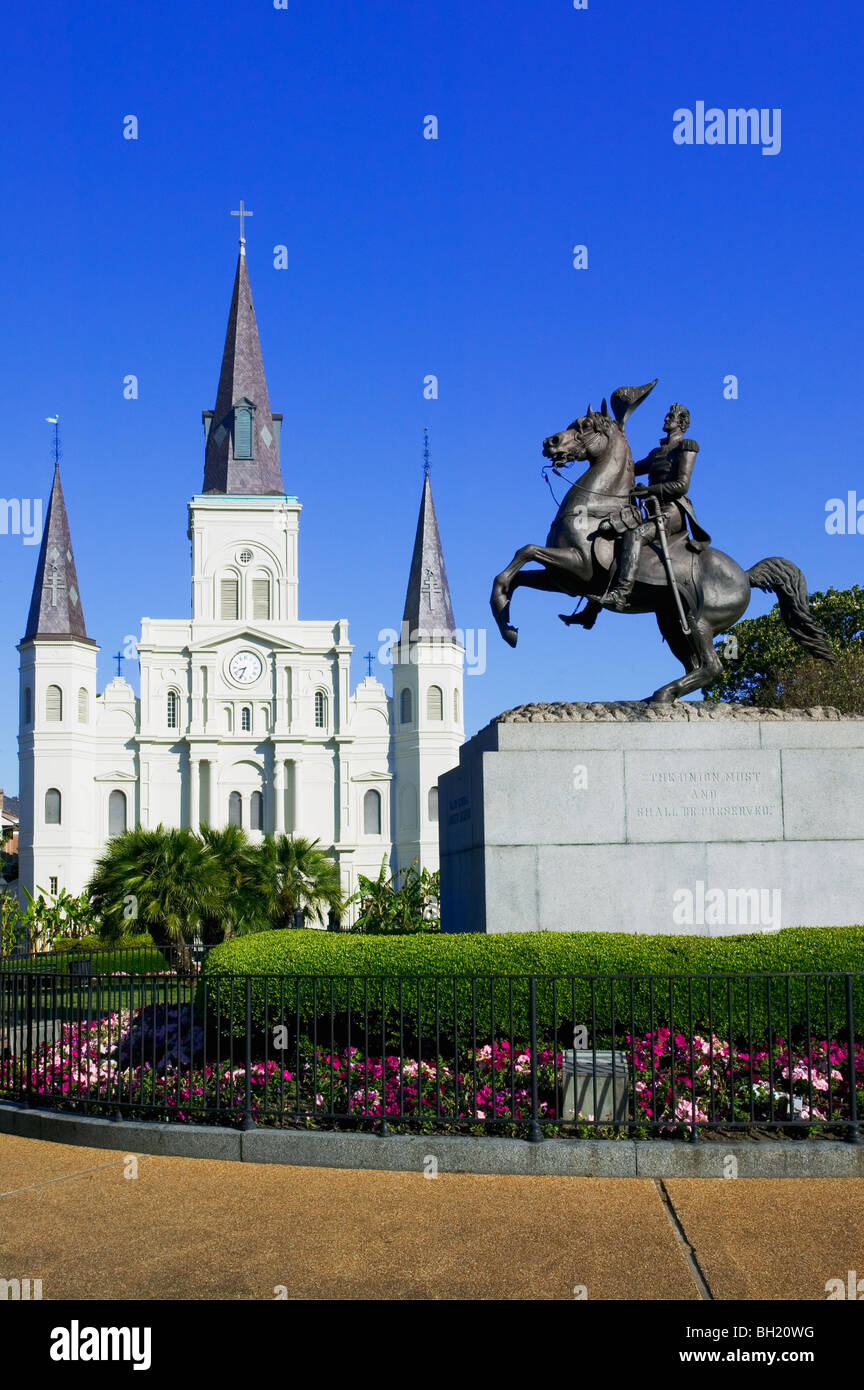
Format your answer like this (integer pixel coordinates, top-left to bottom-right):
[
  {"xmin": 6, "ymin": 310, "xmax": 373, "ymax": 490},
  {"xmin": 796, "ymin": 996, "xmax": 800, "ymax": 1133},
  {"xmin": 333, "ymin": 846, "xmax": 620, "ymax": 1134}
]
[{"xmin": 2, "ymin": 1103, "xmax": 863, "ymax": 1177}]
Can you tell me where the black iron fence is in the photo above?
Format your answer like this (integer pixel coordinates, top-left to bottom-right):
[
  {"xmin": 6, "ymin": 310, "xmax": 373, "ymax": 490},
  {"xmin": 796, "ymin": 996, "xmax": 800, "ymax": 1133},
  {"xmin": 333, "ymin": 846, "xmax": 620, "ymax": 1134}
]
[{"xmin": 0, "ymin": 968, "xmax": 861, "ymax": 1142}]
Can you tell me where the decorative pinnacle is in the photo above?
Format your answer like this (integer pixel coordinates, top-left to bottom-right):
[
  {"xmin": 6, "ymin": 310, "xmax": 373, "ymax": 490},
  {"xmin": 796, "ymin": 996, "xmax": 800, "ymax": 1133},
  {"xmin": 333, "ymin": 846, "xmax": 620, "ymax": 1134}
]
[
  {"xmin": 423, "ymin": 426, "xmax": 431, "ymax": 477},
  {"xmin": 230, "ymin": 200, "xmax": 254, "ymax": 254}
]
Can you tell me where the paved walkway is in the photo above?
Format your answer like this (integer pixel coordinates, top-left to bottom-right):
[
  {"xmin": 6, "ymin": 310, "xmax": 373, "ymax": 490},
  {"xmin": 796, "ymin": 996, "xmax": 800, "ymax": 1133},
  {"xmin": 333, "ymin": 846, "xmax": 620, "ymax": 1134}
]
[{"xmin": 1, "ymin": 1135, "xmax": 862, "ymax": 1300}]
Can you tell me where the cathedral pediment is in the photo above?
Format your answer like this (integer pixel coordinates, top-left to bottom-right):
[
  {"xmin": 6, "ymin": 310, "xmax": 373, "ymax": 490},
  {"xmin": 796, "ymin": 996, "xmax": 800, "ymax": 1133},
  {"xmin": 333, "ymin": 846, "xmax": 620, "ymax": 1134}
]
[
  {"xmin": 187, "ymin": 627, "xmax": 306, "ymax": 654},
  {"xmin": 93, "ymin": 770, "xmax": 137, "ymax": 782}
]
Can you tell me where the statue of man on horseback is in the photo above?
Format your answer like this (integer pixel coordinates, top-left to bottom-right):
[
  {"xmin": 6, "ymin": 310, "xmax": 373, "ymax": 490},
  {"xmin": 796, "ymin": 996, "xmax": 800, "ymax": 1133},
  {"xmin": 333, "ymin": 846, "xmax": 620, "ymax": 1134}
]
[{"xmin": 490, "ymin": 378, "xmax": 833, "ymax": 703}]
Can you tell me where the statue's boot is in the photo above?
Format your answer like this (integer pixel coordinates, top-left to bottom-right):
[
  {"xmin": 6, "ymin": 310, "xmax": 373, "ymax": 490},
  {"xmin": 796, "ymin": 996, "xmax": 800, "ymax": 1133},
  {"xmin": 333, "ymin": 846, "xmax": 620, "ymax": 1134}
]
[{"xmin": 600, "ymin": 531, "xmax": 642, "ymax": 611}]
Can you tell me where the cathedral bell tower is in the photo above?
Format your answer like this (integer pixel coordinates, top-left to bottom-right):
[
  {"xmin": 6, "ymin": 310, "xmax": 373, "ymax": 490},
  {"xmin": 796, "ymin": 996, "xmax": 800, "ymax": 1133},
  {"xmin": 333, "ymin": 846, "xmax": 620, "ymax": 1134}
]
[{"xmin": 391, "ymin": 449, "xmax": 464, "ymax": 876}]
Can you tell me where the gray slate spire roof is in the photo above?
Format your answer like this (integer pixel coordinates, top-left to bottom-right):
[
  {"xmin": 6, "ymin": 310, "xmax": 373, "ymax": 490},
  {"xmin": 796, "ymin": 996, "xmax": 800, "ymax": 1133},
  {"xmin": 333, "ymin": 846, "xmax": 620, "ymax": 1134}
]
[
  {"xmin": 24, "ymin": 465, "xmax": 91, "ymax": 642},
  {"xmin": 202, "ymin": 248, "xmax": 284, "ymax": 495},
  {"xmin": 402, "ymin": 474, "xmax": 456, "ymax": 636}
]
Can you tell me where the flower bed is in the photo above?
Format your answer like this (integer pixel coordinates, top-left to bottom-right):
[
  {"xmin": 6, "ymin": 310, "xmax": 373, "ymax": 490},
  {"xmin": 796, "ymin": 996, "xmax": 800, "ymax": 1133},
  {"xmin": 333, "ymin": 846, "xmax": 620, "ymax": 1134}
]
[
  {"xmin": 3, "ymin": 1004, "xmax": 862, "ymax": 1136},
  {"xmin": 629, "ymin": 1027, "xmax": 864, "ymax": 1131}
]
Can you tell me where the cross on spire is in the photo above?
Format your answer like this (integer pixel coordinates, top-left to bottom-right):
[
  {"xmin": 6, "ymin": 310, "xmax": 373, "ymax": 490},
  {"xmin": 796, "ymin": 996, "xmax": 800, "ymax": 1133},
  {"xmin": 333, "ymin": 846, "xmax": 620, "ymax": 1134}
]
[
  {"xmin": 113, "ymin": 650, "xmax": 124, "ymax": 677},
  {"xmin": 230, "ymin": 200, "xmax": 254, "ymax": 249},
  {"xmin": 363, "ymin": 651, "xmax": 375, "ymax": 677},
  {"xmin": 423, "ymin": 426, "xmax": 431, "ymax": 477}
]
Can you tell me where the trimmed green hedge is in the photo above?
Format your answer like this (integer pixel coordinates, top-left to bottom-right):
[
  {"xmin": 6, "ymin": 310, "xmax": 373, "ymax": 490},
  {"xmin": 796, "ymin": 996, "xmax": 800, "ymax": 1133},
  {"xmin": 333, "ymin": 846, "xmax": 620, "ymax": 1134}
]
[{"xmin": 199, "ymin": 927, "xmax": 864, "ymax": 1043}]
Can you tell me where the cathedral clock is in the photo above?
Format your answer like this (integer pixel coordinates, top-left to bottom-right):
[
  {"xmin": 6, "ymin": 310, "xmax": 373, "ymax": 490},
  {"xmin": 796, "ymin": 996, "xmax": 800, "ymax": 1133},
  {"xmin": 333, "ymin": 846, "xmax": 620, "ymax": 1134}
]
[{"xmin": 228, "ymin": 650, "xmax": 264, "ymax": 685}]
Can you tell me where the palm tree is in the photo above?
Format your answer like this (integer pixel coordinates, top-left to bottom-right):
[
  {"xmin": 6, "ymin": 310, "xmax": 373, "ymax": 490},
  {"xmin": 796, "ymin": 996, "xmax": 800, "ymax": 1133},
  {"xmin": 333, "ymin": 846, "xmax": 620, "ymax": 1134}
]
[
  {"xmin": 256, "ymin": 835, "xmax": 344, "ymax": 929},
  {"xmin": 196, "ymin": 823, "xmax": 266, "ymax": 942},
  {"xmin": 87, "ymin": 825, "xmax": 223, "ymax": 969}
]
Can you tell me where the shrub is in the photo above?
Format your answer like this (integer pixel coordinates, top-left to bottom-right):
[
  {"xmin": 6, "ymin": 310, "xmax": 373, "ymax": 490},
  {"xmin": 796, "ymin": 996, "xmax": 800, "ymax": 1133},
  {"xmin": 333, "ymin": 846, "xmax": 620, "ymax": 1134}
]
[
  {"xmin": 347, "ymin": 861, "xmax": 440, "ymax": 934},
  {"xmin": 199, "ymin": 926, "xmax": 864, "ymax": 1045}
]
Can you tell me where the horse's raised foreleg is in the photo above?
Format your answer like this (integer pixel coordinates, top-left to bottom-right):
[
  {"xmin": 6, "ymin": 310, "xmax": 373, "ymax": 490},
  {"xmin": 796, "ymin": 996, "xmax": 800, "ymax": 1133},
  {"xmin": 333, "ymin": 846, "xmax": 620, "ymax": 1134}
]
[{"xmin": 491, "ymin": 545, "xmax": 589, "ymax": 647}]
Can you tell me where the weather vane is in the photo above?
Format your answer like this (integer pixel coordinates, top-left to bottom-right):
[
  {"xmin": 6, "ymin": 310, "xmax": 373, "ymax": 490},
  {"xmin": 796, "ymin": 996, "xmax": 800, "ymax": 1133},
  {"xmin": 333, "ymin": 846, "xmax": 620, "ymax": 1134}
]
[
  {"xmin": 230, "ymin": 200, "xmax": 254, "ymax": 246},
  {"xmin": 46, "ymin": 415, "xmax": 61, "ymax": 466}
]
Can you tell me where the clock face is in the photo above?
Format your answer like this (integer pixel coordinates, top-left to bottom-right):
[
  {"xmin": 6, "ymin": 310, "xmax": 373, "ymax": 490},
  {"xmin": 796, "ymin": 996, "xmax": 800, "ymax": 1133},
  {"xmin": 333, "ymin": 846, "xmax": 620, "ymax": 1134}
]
[{"xmin": 229, "ymin": 650, "xmax": 263, "ymax": 685}]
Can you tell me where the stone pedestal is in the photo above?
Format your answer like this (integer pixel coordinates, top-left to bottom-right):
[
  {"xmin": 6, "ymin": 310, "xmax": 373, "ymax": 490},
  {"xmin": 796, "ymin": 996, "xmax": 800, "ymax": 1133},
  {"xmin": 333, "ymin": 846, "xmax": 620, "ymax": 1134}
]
[
  {"xmin": 562, "ymin": 1050, "xmax": 630, "ymax": 1123},
  {"xmin": 439, "ymin": 702, "xmax": 864, "ymax": 935}
]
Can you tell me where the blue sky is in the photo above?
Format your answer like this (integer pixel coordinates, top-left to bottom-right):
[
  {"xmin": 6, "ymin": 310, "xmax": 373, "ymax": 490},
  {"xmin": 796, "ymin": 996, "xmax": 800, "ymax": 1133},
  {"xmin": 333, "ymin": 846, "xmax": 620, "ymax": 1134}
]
[{"xmin": 2, "ymin": 0, "xmax": 862, "ymax": 792}]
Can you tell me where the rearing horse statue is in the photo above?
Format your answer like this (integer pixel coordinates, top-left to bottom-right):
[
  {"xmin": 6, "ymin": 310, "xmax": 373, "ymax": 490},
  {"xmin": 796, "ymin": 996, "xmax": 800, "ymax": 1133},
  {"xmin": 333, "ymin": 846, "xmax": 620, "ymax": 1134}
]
[{"xmin": 490, "ymin": 380, "xmax": 833, "ymax": 703}]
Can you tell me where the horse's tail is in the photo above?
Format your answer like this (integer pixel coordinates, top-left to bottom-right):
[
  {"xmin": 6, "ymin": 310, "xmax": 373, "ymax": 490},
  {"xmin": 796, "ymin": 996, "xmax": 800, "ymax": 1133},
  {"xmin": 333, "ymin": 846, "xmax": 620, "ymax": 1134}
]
[{"xmin": 747, "ymin": 557, "xmax": 834, "ymax": 662}]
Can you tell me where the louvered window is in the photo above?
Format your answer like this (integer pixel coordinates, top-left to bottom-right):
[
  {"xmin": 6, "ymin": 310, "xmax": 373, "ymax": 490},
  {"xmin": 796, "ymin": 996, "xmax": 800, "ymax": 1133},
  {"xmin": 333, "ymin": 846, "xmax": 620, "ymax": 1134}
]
[
  {"xmin": 46, "ymin": 685, "xmax": 62, "ymax": 722},
  {"xmin": 250, "ymin": 790, "xmax": 264, "ymax": 831},
  {"xmin": 234, "ymin": 407, "xmax": 253, "ymax": 459},
  {"xmin": 426, "ymin": 685, "xmax": 444, "ymax": 721},
  {"xmin": 399, "ymin": 688, "xmax": 412, "ymax": 724},
  {"xmin": 228, "ymin": 791, "xmax": 242, "ymax": 826},
  {"xmin": 221, "ymin": 578, "xmax": 239, "ymax": 620},
  {"xmin": 252, "ymin": 577, "xmax": 270, "ymax": 619}
]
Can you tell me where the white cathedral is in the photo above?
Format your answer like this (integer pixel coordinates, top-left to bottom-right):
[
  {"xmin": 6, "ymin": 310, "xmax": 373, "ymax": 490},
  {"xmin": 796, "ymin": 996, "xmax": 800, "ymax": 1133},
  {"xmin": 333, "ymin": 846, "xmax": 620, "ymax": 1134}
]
[{"xmin": 17, "ymin": 234, "xmax": 464, "ymax": 913}]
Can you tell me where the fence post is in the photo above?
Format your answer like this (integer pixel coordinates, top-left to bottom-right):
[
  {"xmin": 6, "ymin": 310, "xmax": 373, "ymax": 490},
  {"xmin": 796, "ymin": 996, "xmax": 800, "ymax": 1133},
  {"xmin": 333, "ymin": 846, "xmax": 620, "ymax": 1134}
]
[
  {"xmin": 527, "ymin": 976, "xmax": 543, "ymax": 1143},
  {"xmin": 22, "ymin": 974, "xmax": 34, "ymax": 1107},
  {"xmin": 242, "ymin": 976, "xmax": 254, "ymax": 1131},
  {"xmin": 845, "ymin": 974, "xmax": 860, "ymax": 1145}
]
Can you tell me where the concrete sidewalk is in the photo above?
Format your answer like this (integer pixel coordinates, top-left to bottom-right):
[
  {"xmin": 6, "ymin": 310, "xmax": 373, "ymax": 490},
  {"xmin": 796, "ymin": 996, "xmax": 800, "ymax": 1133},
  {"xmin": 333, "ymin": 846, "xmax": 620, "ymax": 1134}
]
[{"xmin": 0, "ymin": 1135, "xmax": 861, "ymax": 1300}]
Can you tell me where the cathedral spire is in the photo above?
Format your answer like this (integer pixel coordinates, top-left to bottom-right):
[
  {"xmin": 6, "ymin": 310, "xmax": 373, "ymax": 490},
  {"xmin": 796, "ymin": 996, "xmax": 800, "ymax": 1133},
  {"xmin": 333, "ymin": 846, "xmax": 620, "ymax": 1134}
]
[
  {"xmin": 24, "ymin": 464, "xmax": 91, "ymax": 642},
  {"xmin": 402, "ymin": 450, "xmax": 456, "ymax": 637},
  {"xmin": 202, "ymin": 235, "xmax": 284, "ymax": 496}
]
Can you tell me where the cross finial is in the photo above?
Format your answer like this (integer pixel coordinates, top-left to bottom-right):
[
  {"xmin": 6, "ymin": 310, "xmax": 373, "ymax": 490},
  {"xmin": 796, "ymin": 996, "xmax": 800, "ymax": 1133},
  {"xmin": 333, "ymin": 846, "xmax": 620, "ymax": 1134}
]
[
  {"xmin": 113, "ymin": 650, "xmax": 123, "ymax": 677},
  {"xmin": 363, "ymin": 651, "xmax": 374, "ymax": 677},
  {"xmin": 423, "ymin": 426, "xmax": 431, "ymax": 477},
  {"xmin": 46, "ymin": 415, "xmax": 61, "ymax": 468},
  {"xmin": 230, "ymin": 200, "xmax": 254, "ymax": 253}
]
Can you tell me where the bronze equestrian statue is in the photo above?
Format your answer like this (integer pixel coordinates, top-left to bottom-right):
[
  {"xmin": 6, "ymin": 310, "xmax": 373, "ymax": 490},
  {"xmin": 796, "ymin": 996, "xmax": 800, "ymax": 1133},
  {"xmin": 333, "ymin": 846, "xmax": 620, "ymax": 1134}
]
[{"xmin": 490, "ymin": 379, "xmax": 833, "ymax": 704}]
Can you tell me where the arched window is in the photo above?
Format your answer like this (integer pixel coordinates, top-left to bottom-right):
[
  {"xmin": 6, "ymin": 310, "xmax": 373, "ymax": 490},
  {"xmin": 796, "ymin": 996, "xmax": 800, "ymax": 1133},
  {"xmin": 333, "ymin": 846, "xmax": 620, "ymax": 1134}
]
[
  {"xmin": 252, "ymin": 575, "xmax": 271, "ymax": 620},
  {"xmin": 241, "ymin": 706, "xmax": 252, "ymax": 733},
  {"xmin": 399, "ymin": 687, "xmax": 412, "ymax": 724},
  {"xmin": 46, "ymin": 684, "xmax": 62, "ymax": 722},
  {"xmin": 453, "ymin": 688, "xmax": 460, "ymax": 722},
  {"xmin": 428, "ymin": 786, "xmax": 439, "ymax": 823},
  {"xmin": 228, "ymin": 791, "xmax": 242, "ymax": 826},
  {"xmin": 220, "ymin": 576, "xmax": 239, "ymax": 620},
  {"xmin": 45, "ymin": 788, "xmax": 62, "ymax": 825},
  {"xmin": 78, "ymin": 687, "xmax": 89, "ymax": 723},
  {"xmin": 250, "ymin": 790, "xmax": 264, "ymax": 831},
  {"xmin": 224, "ymin": 706, "xmax": 234, "ymax": 733},
  {"xmin": 24, "ymin": 687, "xmax": 32, "ymax": 725},
  {"xmin": 427, "ymin": 685, "xmax": 444, "ymax": 721},
  {"xmin": 314, "ymin": 690, "xmax": 327, "ymax": 729},
  {"xmin": 233, "ymin": 403, "xmax": 254, "ymax": 459},
  {"xmin": 108, "ymin": 789, "xmax": 127, "ymax": 837},
  {"xmin": 259, "ymin": 705, "xmax": 270, "ymax": 732},
  {"xmin": 167, "ymin": 690, "xmax": 179, "ymax": 729},
  {"xmin": 363, "ymin": 788, "xmax": 382, "ymax": 835}
]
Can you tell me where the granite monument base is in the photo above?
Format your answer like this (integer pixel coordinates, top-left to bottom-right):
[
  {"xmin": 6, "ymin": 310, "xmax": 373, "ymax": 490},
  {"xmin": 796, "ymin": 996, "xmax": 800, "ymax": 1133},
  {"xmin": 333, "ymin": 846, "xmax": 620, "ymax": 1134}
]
[{"xmin": 439, "ymin": 702, "xmax": 864, "ymax": 935}]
